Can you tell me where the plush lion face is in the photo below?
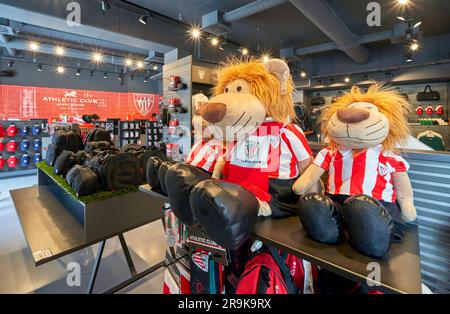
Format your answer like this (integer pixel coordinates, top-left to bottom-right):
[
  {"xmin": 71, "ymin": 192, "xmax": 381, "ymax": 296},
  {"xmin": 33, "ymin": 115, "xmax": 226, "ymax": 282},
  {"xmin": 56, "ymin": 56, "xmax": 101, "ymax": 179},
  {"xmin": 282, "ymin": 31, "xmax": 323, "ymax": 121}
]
[
  {"xmin": 196, "ymin": 59, "xmax": 294, "ymax": 141},
  {"xmin": 322, "ymin": 84, "xmax": 411, "ymax": 151}
]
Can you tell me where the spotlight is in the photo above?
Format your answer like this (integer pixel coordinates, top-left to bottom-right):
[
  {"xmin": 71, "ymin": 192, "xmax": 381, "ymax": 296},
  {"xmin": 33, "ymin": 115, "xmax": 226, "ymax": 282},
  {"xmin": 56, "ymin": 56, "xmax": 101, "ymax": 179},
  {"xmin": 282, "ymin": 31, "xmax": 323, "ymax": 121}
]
[
  {"xmin": 101, "ymin": 0, "xmax": 111, "ymax": 11},
  {"xmin": 144, "ymin": 76, "xmax": 148, "ymax": 83},
  {"xmin": 76, "ymin": 68, "xmax": 81, "ymax": 76},
  {"xmin": 139, "ymin": 14, "xmax": 151, "ymax": 25},
  {"xmin": 92, "ymin": 52, "xmax": 103, "ymax": 63},
  {"xmin": 56, "ymin": 66, "xmax": 65, "ymax": 74},
  {"xmin": 414, "ymin": 21, "xmax": 422, "ymax": 29},
  {"xmin": 300, "ymin": 70, "xmax": 307, "ymax": 78},
  {"xmin": 261, "ymin": 54, "xmax": 270, "ymax": 63},
  {"xmin": 397, "ymin": 16, "xmax": 406, "ymax": 21},
  {"xmin": 153, "ymin": 64, "xmax": 158, "ymax": 71},
  {"xmin": 90, "ymin": 70, "xmax": 94, "ymax": 77},
  {"xmin": 241, "ymin": 48, "xmax": 249, "ymax": 56},
  {"xmin": 398, "ymin": 0, "xmax": 409, "ymax": 5},
  {"xmin": 410, "ymin": 41, "xmax": 419, "ymax": 51},
  {"xmin": 190, "ymin": 27, "xmax": 201, "ymax": 39},
  {"xmin": 125, "ymin": 58, "xmax": 133, "ymax": 66},
  {"xmin": 55, "ymin": 46, "xmax": 65, "ymax": 56},
  {"xmin": 104, "ymin": 72, "xmax": 108, "ymax": 79},
  {"xmin": 344, "ymin": 76, "xmax": 351, "ymax": 83},
  {"xmin": 136, "ymin": 60, "xmax": 144, "ymax": 69},
  {"xmin": 210, "ymin": 37, "xmax": 219, "ymax": 47},
  {"xmin": 29, "ymin": 41, "xmax": 39, "ymax": 51},
  {"xmin": 37, "ymin": 64, "xmax": 43, "ymax": 72},
  {"xmin": 7, "ymin": 60, "xmax": 13, "ymax": 67}
]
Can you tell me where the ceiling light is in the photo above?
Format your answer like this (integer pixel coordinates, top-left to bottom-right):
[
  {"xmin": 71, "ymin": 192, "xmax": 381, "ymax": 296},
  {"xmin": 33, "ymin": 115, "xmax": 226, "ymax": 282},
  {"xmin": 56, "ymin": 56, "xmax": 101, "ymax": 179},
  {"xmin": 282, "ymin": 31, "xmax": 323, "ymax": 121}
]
[
  {"xmin": 136, "ymin": 60, "xmax": 144, "ymax": 69},
  {"xmin": 139, "ymin": 14, "xmax": 151, "ymax": 25},
  {"xmin": 398, "ymin": 0, "xmax": 409, "ymax": 5},
  {"xmin": 210, "ymin": 37, "xmax": 219, "ymax": 46},
  {"xmin": 103, "ymin": 72, "xmax": 108, "ymax": 79},
  {"xmin": 125, "ymin": 58, "xmax": 133, "ymax": 66},
  {"xmin": 397, "ymin": 16, "xmax": 406, "ymax": 21},
  {"xmin": 300, "ymin": 70, "xmax": 307, "ymax": 78},
  {"xmin": 414, "ymin": 21, "xmax": 422, "ymax": 28},
  {"xmin": 29, "ymin": 41, "xmax": 39, "ymax": 51},
  {"xmin": 101, "ymin": 0, "xmax": 111, "ymax": 11},
  {"xmin": 55, "ymin": 46, "xmax": 65, "ymax": 56},
  {"xmin": 190, "ymin": 27, "xmax": 201, "ymax": 39},
  {"xmin": 56, "ymin": 66, "xmax": 65, "ymax": 74},
  {"xmin": 144, "ymin": 77, "xmax": 148, "ymax": 83},
  {"xmin": 37, "ymin": 64, "xmax": 43, "ymax": 72},
  {"xmin": 153, "ymin": 64, "xmax": 158, "ymax": 71},
  {"xmin": 76, "ymin": 68, "xmax": 81, "ymax": 76},
  {"xmin": 241, "ymin": 48, "xmax": 249, "ymax": 56},
  {"xmin": 410, "ymin": 41, "xmax": 419, "ymax": 51},
  {"xmin": 92, "ymin": 52, "xmax": 103, "ymax": 63},
  {"xmin": 404, "ymin": 51, "xmax": 413, "ymax": 62},
  {"xmin": 262, "ymin": 54, "xmax": 270, "ymax": 63},
  {"xmin": 344, "ymin": 76, "xmax": 351, "ymax": 83}
]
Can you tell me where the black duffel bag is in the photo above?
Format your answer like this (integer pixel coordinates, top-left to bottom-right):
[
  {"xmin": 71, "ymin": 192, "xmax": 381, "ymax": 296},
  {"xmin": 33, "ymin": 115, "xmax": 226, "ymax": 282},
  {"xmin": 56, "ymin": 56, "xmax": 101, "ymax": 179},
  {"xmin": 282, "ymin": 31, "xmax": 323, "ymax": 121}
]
[
  {"xmin": 52, "ymin": 130, "xmax": 83, "ymax": 153},
  {"xmin": 417, "ymin": 85, "xmax": 440, "ymax": 101},
  {"xmin": 54, "ymin": 150, "xmax": 76, "ymax": 176},
  {"xmin": 85, "ymin": 151, "xmax": 142, "ymax": 191},
  {"xmin": 46, "ymin": 143, "xmax": 61, "ymax": 166},
  {"xmin": 74, "ymin": 151, "xmax": 91, "ymax": 165},
  {"xmin": 83, "ymin": 128, "xmax": 112, "ymax": 146},
  {"xmin": 85, "ymin": 141, "xmax": 114, "ymax": 153},
  {"xmin": 66, "ymin": 165, "xmax": 98, "ymax": 196}
]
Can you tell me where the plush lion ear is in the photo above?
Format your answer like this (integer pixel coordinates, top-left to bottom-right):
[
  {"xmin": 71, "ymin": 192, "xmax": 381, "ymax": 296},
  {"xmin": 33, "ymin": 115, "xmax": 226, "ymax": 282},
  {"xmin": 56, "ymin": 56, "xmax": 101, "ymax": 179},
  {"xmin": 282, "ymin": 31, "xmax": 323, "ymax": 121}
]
[{"xmin": 264, "ymin": 58, "xmax": 290, "ymax": 95}]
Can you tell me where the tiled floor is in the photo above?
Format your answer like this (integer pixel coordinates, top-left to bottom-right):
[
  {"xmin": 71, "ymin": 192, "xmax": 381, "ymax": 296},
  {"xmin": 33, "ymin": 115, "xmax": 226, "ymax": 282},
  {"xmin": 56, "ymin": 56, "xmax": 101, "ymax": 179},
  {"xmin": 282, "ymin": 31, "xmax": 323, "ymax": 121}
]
[{"xmin": 0, "ymin": 175, "xmax": 166, "ymax": 294}]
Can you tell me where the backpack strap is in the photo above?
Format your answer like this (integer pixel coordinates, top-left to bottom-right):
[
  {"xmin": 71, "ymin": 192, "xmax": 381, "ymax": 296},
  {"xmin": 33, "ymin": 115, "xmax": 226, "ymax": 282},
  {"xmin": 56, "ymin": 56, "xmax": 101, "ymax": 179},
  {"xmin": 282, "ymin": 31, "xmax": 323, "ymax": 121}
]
[{"xmin": 268, "ymin": 246, "xmax": 299, "ymax": 294}]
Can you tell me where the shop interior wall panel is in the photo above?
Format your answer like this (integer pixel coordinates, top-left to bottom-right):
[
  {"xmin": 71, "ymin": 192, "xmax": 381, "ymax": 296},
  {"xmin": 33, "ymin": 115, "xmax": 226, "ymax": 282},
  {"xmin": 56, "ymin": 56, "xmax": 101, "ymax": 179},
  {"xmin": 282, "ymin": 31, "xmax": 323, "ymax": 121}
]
[
  {"xmin": 407, "ymin": 152, "xmax": 450, "ymax": 293},
  {"xmin": 162, "ymin": 56, "xmax": 193, "ymax": 161}
]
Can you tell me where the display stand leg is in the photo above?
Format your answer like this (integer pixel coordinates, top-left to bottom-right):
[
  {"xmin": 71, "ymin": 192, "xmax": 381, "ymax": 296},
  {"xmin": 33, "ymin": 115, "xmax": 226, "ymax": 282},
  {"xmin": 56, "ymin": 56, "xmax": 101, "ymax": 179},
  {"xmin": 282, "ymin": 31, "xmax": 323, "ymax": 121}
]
[
  {"xmin": 87, "ymin": 240, "xmax": 106, "ymax": 294},
  {"xmin": 118, "ymin": 233, "xmax": 137, "ymax": 276}
]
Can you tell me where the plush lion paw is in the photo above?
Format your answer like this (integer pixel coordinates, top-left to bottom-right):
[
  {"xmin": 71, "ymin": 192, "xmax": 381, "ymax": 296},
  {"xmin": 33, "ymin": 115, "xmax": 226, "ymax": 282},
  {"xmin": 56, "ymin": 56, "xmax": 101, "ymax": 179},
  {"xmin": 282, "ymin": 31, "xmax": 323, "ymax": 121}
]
[{"xmin": 401, "ymin": 201, "xmax": 417, "ymax": 222}]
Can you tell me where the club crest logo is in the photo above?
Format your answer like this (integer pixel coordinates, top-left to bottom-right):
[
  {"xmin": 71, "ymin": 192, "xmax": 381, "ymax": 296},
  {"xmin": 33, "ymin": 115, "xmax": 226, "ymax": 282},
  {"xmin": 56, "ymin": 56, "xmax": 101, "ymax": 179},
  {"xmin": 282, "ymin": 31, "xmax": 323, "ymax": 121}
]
[
  {"xmin": 64, "ymin": 91, "xmax": 77, "ymax": 97},
  {"xmin": 378, "ymin": 163, "xmax": 389, "ymax": 176},
  {"xmin": 134, "ymin": 94, "xmax": 155, "ymax": 117},
  {"xmin": 192, "ymin": 252, "xmax": 209, "ymax": 272},
  {"xmin": 245, "ymin": 141, "xmax": 259, "ymax": 159},
  {"xmin": 198, "ymin": 69, "xmax": 206, "ymax": 80}
]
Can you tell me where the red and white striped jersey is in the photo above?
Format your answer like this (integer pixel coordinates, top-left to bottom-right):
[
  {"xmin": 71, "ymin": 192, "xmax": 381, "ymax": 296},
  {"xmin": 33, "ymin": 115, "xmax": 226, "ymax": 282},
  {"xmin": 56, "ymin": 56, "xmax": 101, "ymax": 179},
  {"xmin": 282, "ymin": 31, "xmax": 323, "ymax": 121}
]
[
  {"xmin": 274, "ymin": 124, "xmax": 313, "ymax": 179},
  {"xmin": 186, "ymin": 139, "xmax": 225, "ymax": 173},
  {"xmin": 314, "ymin": 146, "xmax": 409, "ymax": 203}
]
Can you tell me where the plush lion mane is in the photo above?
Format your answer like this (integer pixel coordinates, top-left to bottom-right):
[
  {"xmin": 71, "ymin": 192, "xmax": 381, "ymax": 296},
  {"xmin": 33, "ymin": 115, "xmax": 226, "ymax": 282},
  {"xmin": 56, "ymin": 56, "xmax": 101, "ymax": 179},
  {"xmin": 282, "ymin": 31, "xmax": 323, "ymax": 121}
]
[
  {"xmin": 214, "ymin": 58, "xmax": 295, "ymax": 124},
  {"xmin": 321, "ymin": 83, "xmax": 411, "ymax": 151}
]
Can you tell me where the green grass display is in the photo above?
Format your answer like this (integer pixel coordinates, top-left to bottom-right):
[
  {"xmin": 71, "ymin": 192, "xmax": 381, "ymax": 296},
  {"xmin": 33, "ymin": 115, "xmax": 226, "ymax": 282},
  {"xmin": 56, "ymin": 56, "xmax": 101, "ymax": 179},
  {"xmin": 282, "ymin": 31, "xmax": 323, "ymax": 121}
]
[{"xmin": 36, "ymin": 161, "xmax": 139, "ymax": 204}]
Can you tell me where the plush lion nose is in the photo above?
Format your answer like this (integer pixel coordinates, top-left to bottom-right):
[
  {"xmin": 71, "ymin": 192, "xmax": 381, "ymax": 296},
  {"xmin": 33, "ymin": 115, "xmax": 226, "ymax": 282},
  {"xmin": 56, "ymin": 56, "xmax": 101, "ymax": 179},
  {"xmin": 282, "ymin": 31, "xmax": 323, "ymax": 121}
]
[
  {"xmin": 337, "ymin": 108, "xmax": 370, "ymax": 123},
  {"xmin": 196, "ymin": 102, "xmax": 227, "ymax": 123}
]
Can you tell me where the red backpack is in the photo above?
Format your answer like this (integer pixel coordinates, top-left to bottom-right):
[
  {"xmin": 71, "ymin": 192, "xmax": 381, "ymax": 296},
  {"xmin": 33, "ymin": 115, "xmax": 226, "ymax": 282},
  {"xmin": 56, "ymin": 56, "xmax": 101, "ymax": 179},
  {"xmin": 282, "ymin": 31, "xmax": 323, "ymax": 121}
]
[{"xmin": 235, "ymin": 247, "xmax": 299, "ymax": 294}]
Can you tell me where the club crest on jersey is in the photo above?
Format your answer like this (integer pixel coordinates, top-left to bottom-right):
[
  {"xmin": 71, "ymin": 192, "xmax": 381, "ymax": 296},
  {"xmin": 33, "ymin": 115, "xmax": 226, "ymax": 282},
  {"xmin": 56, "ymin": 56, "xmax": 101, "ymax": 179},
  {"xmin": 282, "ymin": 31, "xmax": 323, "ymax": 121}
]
[
  {"xmin": 378, "ymin": 163, "xmax": 389, "ymax": 176},
  {"xmin": 245, "ymin": 141, "xmax": 259, "ymax": 159},
  {"xmin": 192, "ymin": 252, "xmax": 209, "ymax": 272}
]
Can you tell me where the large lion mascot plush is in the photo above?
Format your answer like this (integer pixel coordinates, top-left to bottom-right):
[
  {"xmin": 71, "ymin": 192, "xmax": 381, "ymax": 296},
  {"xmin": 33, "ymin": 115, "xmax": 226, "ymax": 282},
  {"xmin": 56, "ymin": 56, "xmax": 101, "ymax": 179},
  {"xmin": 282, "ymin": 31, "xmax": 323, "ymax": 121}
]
[
  {"xmin": 293, "ymin": 84, "xmax": 417, "ymax": 258},
  {"xmin": 162, "ymin": 58, "xmax": 314, "ymax": 250}
]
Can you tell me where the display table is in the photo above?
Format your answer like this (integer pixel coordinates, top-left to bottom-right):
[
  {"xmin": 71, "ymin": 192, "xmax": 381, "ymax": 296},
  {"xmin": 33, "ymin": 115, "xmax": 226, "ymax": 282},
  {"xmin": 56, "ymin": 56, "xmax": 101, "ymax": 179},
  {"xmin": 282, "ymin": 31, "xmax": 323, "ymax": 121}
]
[
  {"xmin": 253, "ymin": 216, "xmax": 422, "ymax": 294},
  {"xmin": 10, "ymin": 185, "xmax": 165, "ymax": 294},
  {"xmin": 138, "ymin": 185, "xmax": 422, "ymax": 294}
]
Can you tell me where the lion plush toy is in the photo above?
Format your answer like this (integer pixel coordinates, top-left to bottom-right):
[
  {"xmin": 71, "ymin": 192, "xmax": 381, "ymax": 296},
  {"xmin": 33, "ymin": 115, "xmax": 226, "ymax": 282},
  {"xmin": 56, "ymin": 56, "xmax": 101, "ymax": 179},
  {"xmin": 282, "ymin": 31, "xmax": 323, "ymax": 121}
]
[
  {"xmin": 293, "ymin": 83, "xmax": 417, "ymax": 258},
  {"xmin": 164, "ymin": 58, "xmax": 314, "ymax": 250}
]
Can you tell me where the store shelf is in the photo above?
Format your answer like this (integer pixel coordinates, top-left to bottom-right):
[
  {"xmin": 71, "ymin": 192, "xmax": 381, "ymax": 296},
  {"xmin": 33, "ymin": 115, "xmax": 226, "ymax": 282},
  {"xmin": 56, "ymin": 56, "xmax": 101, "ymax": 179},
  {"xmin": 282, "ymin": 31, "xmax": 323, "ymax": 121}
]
[{"xmin": 253, "ymin": 216, "xmax": 422, "ymax": 294}]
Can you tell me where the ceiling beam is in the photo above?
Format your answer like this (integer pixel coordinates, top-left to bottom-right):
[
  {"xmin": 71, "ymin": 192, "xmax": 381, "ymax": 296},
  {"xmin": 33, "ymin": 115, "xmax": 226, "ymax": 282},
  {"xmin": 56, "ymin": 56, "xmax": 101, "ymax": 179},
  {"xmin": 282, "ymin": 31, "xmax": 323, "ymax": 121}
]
[
  {"xmin": 288, "ymin": 0, "xmax": 370, "ymax": 64},
  {"xmin": 0, "ymin": 3, "xmax": 174, "ymax": 54},
  {"xmin": 223, "ymin": 0, "xmax": 288, "ymax": 23}
]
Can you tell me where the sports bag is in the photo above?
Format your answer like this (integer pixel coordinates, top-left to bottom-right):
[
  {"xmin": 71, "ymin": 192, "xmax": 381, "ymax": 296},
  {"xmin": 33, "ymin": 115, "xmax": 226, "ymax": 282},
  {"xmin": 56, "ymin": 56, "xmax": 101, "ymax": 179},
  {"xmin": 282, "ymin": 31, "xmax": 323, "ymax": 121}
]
[
  {"xmin": 74, "ymin": 151, "xmax": 91, "ymax": 165},
  {"xmin": 83, "ymin": 128, "xmax": 112, "ymax": 146},
  {"xmin": 46, "ymin": 143, "xmax": 62, "ymax": 166},
  {"xmin": 66, "ymin": 165, "xmax": 98, "ymax": 196},
  {"xmin": 417, "ymin": 85, "xmax": 440, "ymax": 101},
  {"xmin": 311, "ymin": 93, "xmax": 325, "ymax": 106},
  {"xmin": 235, "ymin": 247, "xmax": 299, "ymax": 294},
  {"xmin": 84, "ymin": 141, "xmax": 113, "ymax": 153},
  {"xmin": 54, "ymin": 150, "xmax": 76, "ymax": 176},
  {"xmin": 85, "ymin": 151, "xmax": 142, "ymax": 191},
  {"xmin": 52, "ymin": 130, "xmax": 83, "ymax": 153},
  {"xmin": 120, "ymin": 143, "xmax": 147, "ymax": 168}
]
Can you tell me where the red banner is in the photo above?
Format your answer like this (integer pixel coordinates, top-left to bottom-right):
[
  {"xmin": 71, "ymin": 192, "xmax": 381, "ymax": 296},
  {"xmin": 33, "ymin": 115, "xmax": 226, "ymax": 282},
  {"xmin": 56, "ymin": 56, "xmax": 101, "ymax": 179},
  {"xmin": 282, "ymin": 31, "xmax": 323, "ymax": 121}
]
[{"xmin": 0, "ymin": 84, "xmax": 160, "ymax": 121}]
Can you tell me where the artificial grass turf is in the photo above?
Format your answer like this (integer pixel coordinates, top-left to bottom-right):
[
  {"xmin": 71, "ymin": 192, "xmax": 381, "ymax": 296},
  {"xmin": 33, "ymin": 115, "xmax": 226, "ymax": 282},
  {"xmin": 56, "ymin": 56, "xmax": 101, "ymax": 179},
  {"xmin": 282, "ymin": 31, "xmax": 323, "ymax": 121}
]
[{"xmin": 36, "ymin": 161, "xmax": 139, "ymax": 204}]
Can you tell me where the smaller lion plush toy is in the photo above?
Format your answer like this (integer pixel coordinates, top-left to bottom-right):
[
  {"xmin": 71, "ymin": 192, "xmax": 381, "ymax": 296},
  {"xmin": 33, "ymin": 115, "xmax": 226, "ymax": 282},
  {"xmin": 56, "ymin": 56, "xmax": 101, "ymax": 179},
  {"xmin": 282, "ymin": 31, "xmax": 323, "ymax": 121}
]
[{"xmin": 293, "ymin": 84, "xmax": 417, "ymax": 258}]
